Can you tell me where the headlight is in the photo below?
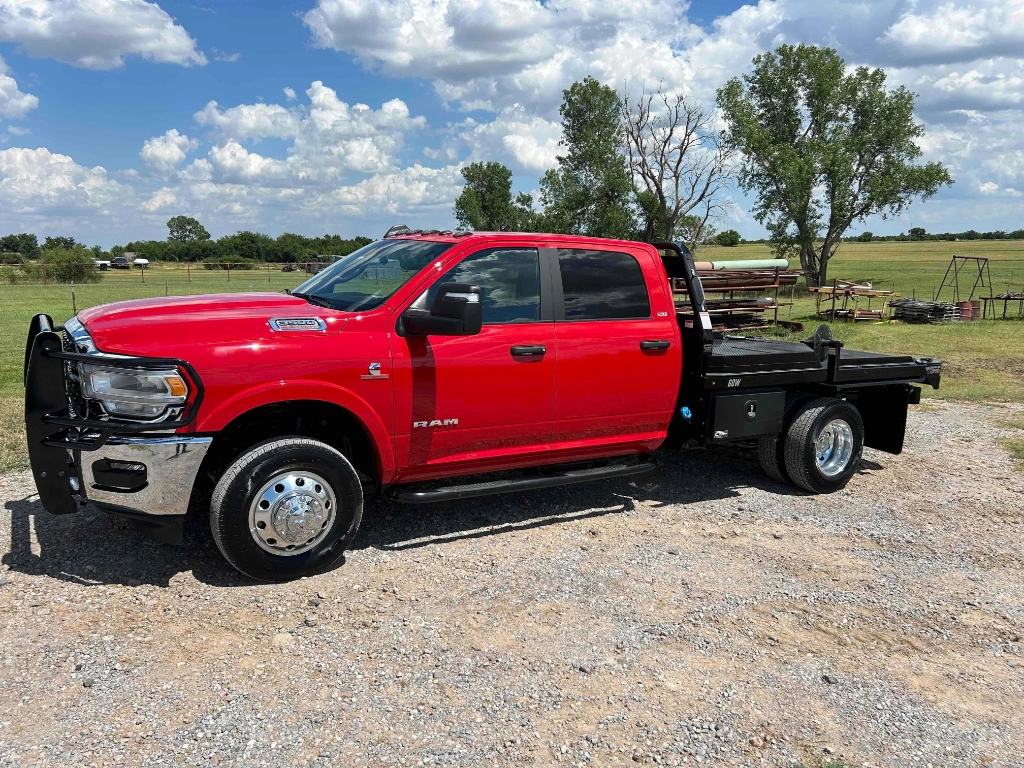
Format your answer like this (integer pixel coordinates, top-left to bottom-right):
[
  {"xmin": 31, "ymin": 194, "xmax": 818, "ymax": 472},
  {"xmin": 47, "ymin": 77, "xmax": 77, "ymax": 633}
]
[{"xmin": 81, "ymin": 365, "xmax": 188, "ymax": 420}]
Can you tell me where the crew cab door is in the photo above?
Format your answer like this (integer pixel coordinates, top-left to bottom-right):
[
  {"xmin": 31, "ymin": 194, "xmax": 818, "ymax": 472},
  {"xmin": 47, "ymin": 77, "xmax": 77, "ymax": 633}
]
[
  {"xmin": 549, "ymin": 246, "xmax": 680, "ymax": 453},
  {"xmin": 392, "ymin": 245, "xmax": 555, "ymax": 477}
]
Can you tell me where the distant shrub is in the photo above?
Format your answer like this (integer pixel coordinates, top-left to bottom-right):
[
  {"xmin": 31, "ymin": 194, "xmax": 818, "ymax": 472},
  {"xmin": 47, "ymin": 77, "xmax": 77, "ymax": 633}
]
[
  {"xmin": 0, "ymin": 252, "xmax": 23, "ymax": 265},
  {"xmin": 203, "ymin": 255, "xmax": 255, "ymax": 270},
  {"xmin": 41, "ymin": 248, "xmax": 102, "ymax": 283},
  {"xmin": 715, "ymin": 230, "xmax": 742, "ymax": 247},
  {"xmin": 0, "ymin": 266, "xmax": 20, "ymax": 284}
]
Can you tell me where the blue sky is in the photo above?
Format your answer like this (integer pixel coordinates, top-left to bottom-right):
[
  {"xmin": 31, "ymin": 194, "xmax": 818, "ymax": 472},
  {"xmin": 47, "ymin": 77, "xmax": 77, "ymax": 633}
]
[{"xmin": 0, "ymin": 0, "xmax": 1022, "ymax": 246}]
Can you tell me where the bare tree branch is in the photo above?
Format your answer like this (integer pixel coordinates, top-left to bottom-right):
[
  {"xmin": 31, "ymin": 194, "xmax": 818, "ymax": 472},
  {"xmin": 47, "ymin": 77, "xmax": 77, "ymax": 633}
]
[{"xmin": 622, "ymin": 83, "xmax": 737, "ymax": 245}]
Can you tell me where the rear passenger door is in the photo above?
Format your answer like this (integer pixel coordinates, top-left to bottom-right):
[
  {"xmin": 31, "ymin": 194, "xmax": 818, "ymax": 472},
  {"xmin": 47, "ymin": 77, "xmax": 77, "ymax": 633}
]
[{"xmin": 549, "ymin": 246, "xmax": 680, "ymax": 452}]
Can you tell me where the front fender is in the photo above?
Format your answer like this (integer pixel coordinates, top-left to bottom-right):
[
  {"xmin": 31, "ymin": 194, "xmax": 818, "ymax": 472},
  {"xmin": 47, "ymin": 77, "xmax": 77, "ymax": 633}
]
[{"xmin": 192, "ymin": 379, "xmax": 396, "ymax": 481}]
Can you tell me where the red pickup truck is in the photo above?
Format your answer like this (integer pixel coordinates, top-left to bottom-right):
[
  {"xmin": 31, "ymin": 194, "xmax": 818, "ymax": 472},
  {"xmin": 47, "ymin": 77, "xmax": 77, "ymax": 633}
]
[{"xmin": 25, "ymin": 231, "xmax": 941, "ymax": 580}]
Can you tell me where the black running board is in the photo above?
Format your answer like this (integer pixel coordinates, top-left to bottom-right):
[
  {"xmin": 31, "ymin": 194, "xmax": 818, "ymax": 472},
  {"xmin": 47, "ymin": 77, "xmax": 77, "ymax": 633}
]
[{"xmin": 391, "ymin": 456, "xmax": 658, "ymax": 504}]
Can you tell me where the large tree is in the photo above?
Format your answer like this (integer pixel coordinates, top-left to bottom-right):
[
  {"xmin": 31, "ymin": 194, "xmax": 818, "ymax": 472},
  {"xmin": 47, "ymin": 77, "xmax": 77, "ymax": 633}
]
[
  {"xmin": 717, "ymin": 44, "xmax": 952, "ymax": 285},
  {"xmin": 0, "ymin": 232, "xmax": 39, "ymax": 257},
  {"xmin": 454, "ymin": 162, "xmax": 536, "ymax": 231},
  {"xmin": 540, "ymin": 77, "xmax": 635, "ymax": 239},
  {"xmin": 43, "ymin": 236, "xmax": 77, "ymax": 250},
  {"xmin": 623, "ymin": 85, "xmax": 735, "ymax": 243},
  {"xmin": 167, "ymin": 215, "xmax": 211, "ymax": 243}
]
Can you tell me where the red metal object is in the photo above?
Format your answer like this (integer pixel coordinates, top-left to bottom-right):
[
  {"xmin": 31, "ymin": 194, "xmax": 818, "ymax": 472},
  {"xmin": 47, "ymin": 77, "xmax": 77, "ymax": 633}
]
[{"xmin": 77, "ymin": 234, "xmax": 681, "ymax": 486}]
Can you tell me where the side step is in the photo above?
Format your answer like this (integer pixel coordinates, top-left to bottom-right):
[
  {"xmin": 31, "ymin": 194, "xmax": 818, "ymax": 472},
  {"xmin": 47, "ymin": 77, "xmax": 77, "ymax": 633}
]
[{"xmin": 391, "ymin": 455, "xmax": 658, "ymax": 504}]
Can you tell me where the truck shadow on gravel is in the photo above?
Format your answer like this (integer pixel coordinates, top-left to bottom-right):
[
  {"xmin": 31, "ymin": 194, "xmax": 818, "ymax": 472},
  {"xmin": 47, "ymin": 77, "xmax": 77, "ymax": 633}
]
[{"xmin": 3, "ymin": 445, "xmax": 867, "ymax": 587}]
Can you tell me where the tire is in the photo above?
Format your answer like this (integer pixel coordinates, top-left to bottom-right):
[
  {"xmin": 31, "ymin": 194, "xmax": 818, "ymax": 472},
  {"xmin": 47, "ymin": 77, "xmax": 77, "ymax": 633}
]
[
  {"xmin": 783, "ymin": 397, "xmax": 864, "ymax": 493},
  {"xmin": 210, "ymin": 437, "xmax": 363, "ymax": 581},
  {"xmin": 757, "ymin": 433, "xmax": 787, "ymax": 483},
  {"xmin": 757, "ymin": 394, "xmax": 814, "ymax": 484}
]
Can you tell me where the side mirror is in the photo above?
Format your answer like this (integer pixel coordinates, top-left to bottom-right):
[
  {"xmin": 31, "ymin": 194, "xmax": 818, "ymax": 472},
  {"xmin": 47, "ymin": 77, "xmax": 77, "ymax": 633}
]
[{"xmin": 400, "ymin": 283, "xmax": 483, "ymax": 337}]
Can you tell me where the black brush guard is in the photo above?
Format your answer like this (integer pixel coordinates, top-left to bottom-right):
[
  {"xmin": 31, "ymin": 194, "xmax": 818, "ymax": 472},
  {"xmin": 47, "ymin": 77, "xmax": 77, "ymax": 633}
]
[{"xmin": 24, "ymin": 314, "xmax": 204, "ymax": 515}]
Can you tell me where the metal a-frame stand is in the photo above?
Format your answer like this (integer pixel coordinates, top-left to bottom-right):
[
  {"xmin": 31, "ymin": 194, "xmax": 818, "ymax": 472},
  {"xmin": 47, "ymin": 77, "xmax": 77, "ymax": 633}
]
[{"xmin": 934, "ymin": 255, "xmax": 993, "ymax": 303}]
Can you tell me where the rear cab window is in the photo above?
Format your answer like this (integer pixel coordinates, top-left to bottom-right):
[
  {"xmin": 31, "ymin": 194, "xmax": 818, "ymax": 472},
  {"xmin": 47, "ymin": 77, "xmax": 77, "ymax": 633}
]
[{"xmin": 556, "ymin": 249, "xmax": 651, "ymax": 320}]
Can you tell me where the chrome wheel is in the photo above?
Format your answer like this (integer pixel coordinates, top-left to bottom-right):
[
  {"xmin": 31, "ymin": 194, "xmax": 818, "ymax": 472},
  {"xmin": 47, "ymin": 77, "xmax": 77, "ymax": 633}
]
[
  {"xmin": 814, "ymin": 419, "xmax": 854, "ymax": 478},
  {"xmin": 248, "ymin": 471, "xmax": 337, "ymax": 556}
]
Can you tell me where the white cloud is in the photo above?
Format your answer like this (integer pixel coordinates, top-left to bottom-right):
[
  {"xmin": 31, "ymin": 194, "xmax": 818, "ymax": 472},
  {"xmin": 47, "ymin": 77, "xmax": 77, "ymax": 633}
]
[
  {"xmin": 195, "ymin": 100, "xmax": 301, "ymax": 141},
  {"xmin": 141, "ymin": 185, "xmax": 177, "ymax": 212},
  {"xmin": 311, "ymin": 163, "xmax": 464, "ymax": 214},
  {"xmin": 880, "ymin": 1, "xmax": 1024, "ymax": 63},
  {"xmin": 211, "ymin": 48, "xmax": 241, "ymax": 63},
  {"xmin": 0, "ymin": 54, "xmax": 37, "ymax": 120},
  {"xmin": 139, "ymin": 129, "xmax": 199, "ymax": 173},
  {"xmin": 195, "ymin": 82, "xmax": 428, "ymax": 180},
  {"xmin": 7, "ymin": 124, "xmax": 28, "ymax": 135},
  {"xmin": 207, "ymin": 140, "xmax": 292, "ymax": 184},
  {"xmin": 0, "ymin": 0, "xmax": 206, "ymax": 69},
  {"xmin": 302, "ymin": 0, "xmax": 704, "ymax": 113},
  {"xmin": 452, "ymin": 106, "xmax": 561, "ymax": 173},
  {"xmin": 0, "ymin": 146, "xmax": 126, "ymax": 218},
  {"xmin": 283, "ymin": 87, "xmax": 297, "ymax": 101}
]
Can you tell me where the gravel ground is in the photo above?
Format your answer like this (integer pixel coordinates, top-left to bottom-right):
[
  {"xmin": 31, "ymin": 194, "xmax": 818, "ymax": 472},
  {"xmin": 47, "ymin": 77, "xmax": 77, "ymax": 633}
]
[{"xmin": 0, "ymin": 400, "xmax": 1022, "ymax": 768}]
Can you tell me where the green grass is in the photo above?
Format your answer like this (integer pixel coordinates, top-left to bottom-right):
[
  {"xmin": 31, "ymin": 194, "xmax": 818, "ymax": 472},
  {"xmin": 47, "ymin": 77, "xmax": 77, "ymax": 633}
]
[
  {"xmin": 1002, "ymin": 438, "xmax": 1024, "ymax": 473},
  {"xmin": 1, "ymin": 265, "xmax": 309, "ymax": 398},
  {"xmin": 1000, "ymin": 416, "xmax": 1024, "ymax": 473},
  {"xmin": 0, "ymin": 398, "xmax": 26, "ymax": 473},
  {"xmin": 2, "ymin": 243, "xmax": 1023, "ymax": 472}
]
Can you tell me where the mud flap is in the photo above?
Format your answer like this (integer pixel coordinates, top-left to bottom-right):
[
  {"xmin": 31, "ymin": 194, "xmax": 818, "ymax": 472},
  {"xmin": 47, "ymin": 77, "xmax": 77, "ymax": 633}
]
[{"xmin": 851, "ymin": 384, "xmax": 916, "ymax": 455}]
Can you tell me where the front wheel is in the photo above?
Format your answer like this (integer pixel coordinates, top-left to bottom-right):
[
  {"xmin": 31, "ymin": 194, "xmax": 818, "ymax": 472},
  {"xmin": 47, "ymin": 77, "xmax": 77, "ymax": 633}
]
[
  {"xmin": 210, "ymin": 437, "xmax": 363, "ymax": 581},
  {"xmin": 783, "ymin": 397, "xmax": 864, "ymax": 493}
]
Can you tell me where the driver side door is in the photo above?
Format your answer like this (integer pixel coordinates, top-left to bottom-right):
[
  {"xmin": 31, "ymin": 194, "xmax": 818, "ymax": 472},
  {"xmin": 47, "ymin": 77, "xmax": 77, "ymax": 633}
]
[{"xmin": 391, "ymin": 245, "xmax": 555, "ymax": 480}]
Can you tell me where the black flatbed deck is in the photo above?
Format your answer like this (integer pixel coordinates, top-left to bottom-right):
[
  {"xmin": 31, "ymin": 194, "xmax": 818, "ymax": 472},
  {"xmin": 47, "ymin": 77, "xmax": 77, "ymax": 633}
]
[{"xmin": 702, "ymin": 334, "xmax": 941, "ymax": 390}]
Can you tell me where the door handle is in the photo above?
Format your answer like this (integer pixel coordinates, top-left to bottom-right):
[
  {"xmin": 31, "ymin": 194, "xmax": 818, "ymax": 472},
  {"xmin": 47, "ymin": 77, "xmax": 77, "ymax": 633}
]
[
  {"xmin": 640, "ymin": 340, "xmax": 671, "ymax": 351},
  {"xmin": 510, "ymin": 345, "xmax": 547, "ymax": 357}
]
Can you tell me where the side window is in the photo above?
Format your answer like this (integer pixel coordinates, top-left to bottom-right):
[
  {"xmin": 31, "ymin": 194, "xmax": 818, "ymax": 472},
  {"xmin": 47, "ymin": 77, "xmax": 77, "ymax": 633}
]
[
  {"xmin": 419, "ymin": 247, "xmax": 541, "ymax": 324},
  {"xmin": 557, "ymin": 249, "xmax": 651, "ymax": 321}
]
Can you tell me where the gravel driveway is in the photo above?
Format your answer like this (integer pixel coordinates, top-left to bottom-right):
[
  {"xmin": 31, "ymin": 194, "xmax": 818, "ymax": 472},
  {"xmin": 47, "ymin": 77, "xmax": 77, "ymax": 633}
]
[{"xmin": 1, "ymin": 401, "xmax": 1022, "ymax": 768}]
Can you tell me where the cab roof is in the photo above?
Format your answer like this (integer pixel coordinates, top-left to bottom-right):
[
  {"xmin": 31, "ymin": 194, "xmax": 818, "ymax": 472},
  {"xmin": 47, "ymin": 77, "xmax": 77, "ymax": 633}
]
[{"xmin": 384, "ymin": 230, "xmax": 652, "ymax": 250}]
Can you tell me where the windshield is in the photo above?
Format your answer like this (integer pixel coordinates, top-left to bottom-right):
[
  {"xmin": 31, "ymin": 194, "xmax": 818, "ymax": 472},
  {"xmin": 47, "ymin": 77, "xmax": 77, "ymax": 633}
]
[{"xmin": 292, "ymin": 239, "xmax": 453, "ymax": 312}]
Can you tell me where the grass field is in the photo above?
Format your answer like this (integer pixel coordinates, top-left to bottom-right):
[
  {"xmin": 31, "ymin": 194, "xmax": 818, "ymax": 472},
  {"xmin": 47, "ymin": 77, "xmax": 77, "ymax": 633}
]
[{"xmin": 1, "ymin": 242, "xmax": 1023, "ymax": 471}]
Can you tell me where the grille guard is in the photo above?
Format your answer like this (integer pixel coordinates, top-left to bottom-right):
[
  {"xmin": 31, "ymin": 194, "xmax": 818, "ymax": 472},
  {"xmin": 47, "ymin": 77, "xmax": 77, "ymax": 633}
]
[{"xmin": 25, "ymin": 314, "xmax": 205, "ymax": 454}]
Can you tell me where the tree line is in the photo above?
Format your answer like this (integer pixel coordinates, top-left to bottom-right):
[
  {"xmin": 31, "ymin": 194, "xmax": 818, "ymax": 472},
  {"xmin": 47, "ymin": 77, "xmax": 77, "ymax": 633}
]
[
  {"xmin": 455, "ymin": 44, "xmax": 955, "ymax": 285},
  {"xmin": 0, "ymin": 223, "xmax": 372, "ymax": 267},
  {"xmin": 847, "ymin": 227, "xmax": 1024, "ymax": 243},
  {"xmin": 0, "ymin": 223, "xmax": 375, "ymax": 284}
]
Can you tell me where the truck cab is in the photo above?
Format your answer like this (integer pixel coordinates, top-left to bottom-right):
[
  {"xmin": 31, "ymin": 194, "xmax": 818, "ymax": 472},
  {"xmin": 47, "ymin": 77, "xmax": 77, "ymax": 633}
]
[{"xmin": 24, "ymin": 231, "xmax": 940, "ymax": 580}]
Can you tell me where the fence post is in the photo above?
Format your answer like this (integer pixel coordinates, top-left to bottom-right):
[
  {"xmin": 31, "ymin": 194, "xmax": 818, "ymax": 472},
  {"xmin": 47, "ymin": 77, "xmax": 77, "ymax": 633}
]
[
  {"xmin": 165, "ymin": 281, "xmax": 169, "ymax": 297},
  {"xmin": 267, "ymin": 262, "xmax": 271, "ymax": 283},
  {"xmin": 228, "ymin": 263, "xmax": 231, "ymax": 282},
  {"xmin": 43, "ymin": 263, "xmax": 48, "ymax": 285},
  {"xmin": 71, "ymin": 281, "xmax": 76, "ymax": 314},
  {"xmin": 187, "ymin": 263, "xmax": 191, "ymax": 283},
  {"xmin": 141, "ymin": 265, "xmax": 145, "ymax": 284}
]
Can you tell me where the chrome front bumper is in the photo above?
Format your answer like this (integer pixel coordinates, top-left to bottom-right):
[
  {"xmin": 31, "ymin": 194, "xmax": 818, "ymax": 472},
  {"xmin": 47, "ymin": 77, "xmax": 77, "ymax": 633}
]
[{"xmin": 79, "ymin": 436, "xmax": 212, "ymax": 517}]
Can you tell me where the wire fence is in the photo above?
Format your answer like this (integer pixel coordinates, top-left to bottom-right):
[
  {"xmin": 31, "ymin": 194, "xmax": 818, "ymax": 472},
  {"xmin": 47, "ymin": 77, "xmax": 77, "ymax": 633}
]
[
  {"xmin": 0, "ymin": 261, "xmax": 419, "ymax": 317},
  {"xmin": 1, "ymin": 261, "xmax": 336, "ymax": 286}
]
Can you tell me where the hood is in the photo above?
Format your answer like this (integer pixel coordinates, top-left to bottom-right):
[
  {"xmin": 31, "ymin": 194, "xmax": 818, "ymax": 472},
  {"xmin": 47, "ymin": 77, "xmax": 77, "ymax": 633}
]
[{"xmin": 77, "ymin": 292, "xmax": 347, "ymax": 356}]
